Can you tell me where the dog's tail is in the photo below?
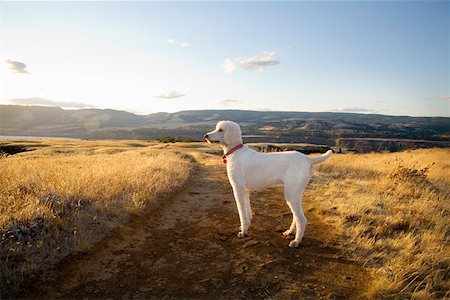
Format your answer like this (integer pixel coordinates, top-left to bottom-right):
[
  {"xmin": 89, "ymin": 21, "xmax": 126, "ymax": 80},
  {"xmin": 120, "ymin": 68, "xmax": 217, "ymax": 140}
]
[{"xmin": 310, "ymin": 150, "xmax": 333, "ymax": 165}]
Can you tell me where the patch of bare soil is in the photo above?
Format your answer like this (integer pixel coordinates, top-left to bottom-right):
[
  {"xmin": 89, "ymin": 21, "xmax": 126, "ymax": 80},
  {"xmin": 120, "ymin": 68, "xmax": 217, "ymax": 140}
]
[{"xmin": 25, "ymin": 154, "xmax": 370, "ymax": 299}]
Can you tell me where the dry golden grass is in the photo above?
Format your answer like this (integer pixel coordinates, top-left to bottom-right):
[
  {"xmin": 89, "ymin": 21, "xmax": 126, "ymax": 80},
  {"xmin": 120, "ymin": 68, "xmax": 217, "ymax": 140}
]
[
  {"xmin": 310, "ymin": 148, "xmax": 450, "ymax": 299},
  {"xmin": 0, "ymin": 140, "xmax": 193, "ymax": 296},
  {"xmin": 1, "ymin": 140, "xmax": 448, "ymax": 299}
]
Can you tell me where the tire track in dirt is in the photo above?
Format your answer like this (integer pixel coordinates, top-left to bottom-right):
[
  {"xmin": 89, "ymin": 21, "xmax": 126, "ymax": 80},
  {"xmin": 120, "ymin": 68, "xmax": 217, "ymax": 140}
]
[{"xmin": 27, "ymin": 153, "xmax": 371, "ymax": 299}]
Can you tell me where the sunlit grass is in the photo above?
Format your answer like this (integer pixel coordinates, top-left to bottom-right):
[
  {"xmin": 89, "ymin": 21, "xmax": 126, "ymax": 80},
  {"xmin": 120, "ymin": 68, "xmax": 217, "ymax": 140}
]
[
  {"xmin": 311, "ymin": 148, "xmax": 450, "ymax": 299},
  {"xmin": 1, "ymin": 140, "xmax": 448, "ymax": 299},
  {"xmin": 0, "ymin": 140, "xmax": 193, "ymax": 297}
]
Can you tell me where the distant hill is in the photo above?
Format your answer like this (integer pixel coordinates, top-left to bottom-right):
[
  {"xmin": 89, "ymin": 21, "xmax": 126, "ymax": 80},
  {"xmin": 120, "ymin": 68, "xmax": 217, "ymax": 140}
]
[{"xmin": 1, "ymin": 105, "xmax": 449, "ymax": 152}]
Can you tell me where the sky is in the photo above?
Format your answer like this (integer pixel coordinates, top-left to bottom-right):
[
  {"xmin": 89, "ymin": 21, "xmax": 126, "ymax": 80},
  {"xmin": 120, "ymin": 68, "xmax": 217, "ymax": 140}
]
[{"xmin": 0, "ymin": 1, "xmax": 449, "ymax": 117}]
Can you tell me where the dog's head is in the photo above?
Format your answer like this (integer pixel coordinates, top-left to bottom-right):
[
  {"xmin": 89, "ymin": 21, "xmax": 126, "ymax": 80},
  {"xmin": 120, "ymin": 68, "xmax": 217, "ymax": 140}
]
[{"xmin": 204, "ymin": 120, "xmax": 242, "ymax": 146}]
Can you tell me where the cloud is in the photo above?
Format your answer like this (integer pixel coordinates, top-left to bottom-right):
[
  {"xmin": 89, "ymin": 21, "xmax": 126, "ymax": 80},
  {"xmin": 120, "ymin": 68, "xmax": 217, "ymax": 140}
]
[
  {"xmin": 332, "ymin": 107, "xmax": 378, "ymax": 114},
  {"xmin": 153, "ymin": 91, "xmax": 185, "ymax": 99},
  {"xmin": 216, "ymin": 99, "xmax": 242, "ymax": 108},
  {"xmin": 167, "ymin": 38, "xmax": 190, "ymax": 48},
  {"xmin": 240, "ymin": 52, "xmax": 280, "ymax": 71},
  {"xmin": 5, "ymin": 59, "xmax": 30, "ymax": 74},
  {"xmin": 223, "ymin": 59, "xmax": 237, "ymax": 73},
  {"xmin": 439, "ymin": 96, "xmax": 450, "ymax": 102},
  {"xmin": 223, "ymin": 52, "xmax": 280, "ymax": 73},
  {"xmin": 8, "ymin": 97, "xmax": 96, "ymax": 109}
]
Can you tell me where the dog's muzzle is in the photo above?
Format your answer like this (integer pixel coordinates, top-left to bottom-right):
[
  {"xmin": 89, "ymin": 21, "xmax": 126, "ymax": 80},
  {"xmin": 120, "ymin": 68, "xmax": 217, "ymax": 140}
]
[{"xmin": 204, "ymin": 134, "xmax": 212, "ymax": 143}]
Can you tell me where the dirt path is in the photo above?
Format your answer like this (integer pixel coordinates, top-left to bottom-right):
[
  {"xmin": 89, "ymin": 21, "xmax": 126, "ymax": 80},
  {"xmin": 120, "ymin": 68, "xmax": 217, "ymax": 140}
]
[{"xmin": 28, "ymin": 153, "xmax": 370, "ymax": 299}]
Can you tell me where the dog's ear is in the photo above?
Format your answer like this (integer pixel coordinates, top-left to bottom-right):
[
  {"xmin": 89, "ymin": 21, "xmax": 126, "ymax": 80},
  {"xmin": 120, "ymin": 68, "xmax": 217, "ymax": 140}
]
[{"xmin": 223, "ymin": 121, "xmax": 242, "ymax": 145}]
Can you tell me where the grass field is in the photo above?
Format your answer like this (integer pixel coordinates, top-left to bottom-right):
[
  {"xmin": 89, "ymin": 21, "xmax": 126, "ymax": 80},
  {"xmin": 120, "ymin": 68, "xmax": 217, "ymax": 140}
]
[
  {"xmin": 0, "ymin": 140, "xmax": 193, "ymax": 296},
  {"xmin": 1, "ymin": 140, "xmax": 449, "ymax": 298},
  {"xmin": 312, "ymin": 149, "xmax": 450, "ymax": 299}
]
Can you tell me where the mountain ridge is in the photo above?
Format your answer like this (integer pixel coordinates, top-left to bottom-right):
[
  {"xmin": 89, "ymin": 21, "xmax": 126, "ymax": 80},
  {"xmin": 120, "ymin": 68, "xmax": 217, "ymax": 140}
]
[{"xmin": 1, "ymin": 105, "xmax": 449, "ymax": 152}]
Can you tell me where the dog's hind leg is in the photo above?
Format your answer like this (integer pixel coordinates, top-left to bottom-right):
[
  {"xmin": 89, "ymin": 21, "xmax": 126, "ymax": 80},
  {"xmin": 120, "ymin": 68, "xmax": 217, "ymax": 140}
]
[{"xmin": 285, "ymin": 186, "xmax": 307, "ymax": 248}]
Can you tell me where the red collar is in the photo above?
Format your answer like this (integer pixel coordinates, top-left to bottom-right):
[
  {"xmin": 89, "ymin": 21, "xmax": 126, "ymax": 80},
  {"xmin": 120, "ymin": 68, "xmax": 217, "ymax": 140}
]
[{"xmin": 222, "ymin": 144, "xmax": 244, "ymax": 164}]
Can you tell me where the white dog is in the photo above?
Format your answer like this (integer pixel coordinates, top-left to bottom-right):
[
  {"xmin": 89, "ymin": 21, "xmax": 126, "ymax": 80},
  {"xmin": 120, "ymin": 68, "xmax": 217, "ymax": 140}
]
[{"xmin": 205, "ymin": 120, "xmax": 332, "ymax": 248}]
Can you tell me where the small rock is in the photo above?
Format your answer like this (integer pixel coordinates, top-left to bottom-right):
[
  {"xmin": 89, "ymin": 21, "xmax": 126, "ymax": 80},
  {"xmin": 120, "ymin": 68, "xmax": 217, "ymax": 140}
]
[
  {"xmin": 214, "ymin": 233, "xmax": 228, "ymax": 241},
  {"xmin": 193, "ymin": 285, "xmax": 208, "ymax": 294},
  {"xmin": 243, "ymin": 240, "xmax": 260, "ymax": 248},
  {"xmin": 241, "ymin": 236, "xmax": 253, "ymax": 242}
]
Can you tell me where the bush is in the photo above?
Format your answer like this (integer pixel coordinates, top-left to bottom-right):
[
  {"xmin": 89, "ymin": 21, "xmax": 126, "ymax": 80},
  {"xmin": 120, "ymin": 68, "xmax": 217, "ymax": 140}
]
[{"xmin": 160, "ymin": 136, "xmax": 176, "ymax": 143}]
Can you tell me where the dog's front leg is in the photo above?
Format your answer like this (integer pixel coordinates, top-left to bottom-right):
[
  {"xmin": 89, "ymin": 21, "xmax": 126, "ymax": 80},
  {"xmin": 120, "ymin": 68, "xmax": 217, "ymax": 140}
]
[
  {"xmin": 244, "ymin": 190, "xmax": 252, "ymax": 223},
  {"xmin": 232, "ymin": 185, "xmax": 249, "ymax": 238},
  {"xmin": 283, "ymin": 215, "xmax": 296, "ymax": 236}
]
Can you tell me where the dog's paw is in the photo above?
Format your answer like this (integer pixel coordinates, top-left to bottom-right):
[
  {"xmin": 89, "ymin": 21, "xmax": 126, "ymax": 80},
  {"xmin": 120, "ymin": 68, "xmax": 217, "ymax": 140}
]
[
  {"xmin": 283, "ymin": 230, "xmax": 294, "ymax": 236},
  {"xmin": 237, "ymin": 232, "xmax": 246, "ymax": 238},
  {"xmin": 289, "ymin": 240, "xmax": 300, "ymax": 248}
]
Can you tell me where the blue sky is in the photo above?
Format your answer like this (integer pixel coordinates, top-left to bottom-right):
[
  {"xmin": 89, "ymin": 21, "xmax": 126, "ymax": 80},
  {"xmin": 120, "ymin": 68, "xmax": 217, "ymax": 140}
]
[{"xmin": 0, "ymin": 1, "xmax": 449, "ymax": 116}]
